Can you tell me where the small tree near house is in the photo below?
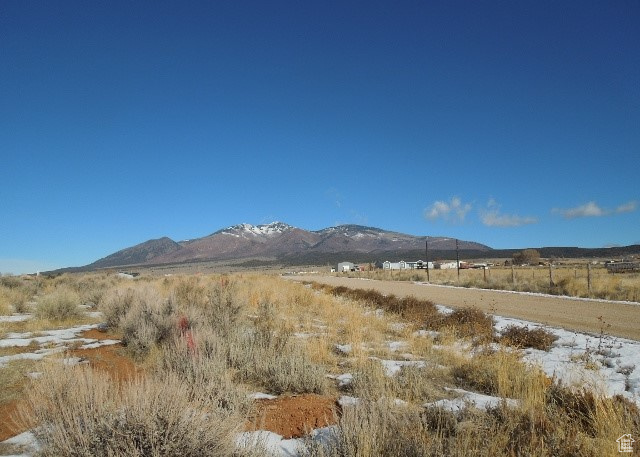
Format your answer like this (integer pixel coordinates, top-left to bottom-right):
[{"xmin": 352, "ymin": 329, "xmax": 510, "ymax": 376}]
[{"xmin": 512, "ymin": 249, "xmax": 541, "ymax": 266}]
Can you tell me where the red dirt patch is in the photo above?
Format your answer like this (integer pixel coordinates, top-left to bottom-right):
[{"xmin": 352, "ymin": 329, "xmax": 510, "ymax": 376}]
[
  {"xmin": 68, "ymin": 343, "xmax": 141, "ymax": 381},
  {"xmin": 248, "ymin": 394, "xmax": 340, "ymax": 439},
  {"xmin": 78, "ymin": 328, "xmax": 121, "ymax": 341},
  {"xmin": 0, "ymin": 399, "xmax": 24, "ymax": 442},
  {"xmin": 1, "ymin": 340, "xmax": 140, "ymax": 441}
]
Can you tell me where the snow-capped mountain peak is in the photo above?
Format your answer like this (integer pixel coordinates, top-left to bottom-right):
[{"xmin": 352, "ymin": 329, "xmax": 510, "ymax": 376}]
[{"xmin": 217, "ymin": 221, "xmax": 294, "ymax": 238}]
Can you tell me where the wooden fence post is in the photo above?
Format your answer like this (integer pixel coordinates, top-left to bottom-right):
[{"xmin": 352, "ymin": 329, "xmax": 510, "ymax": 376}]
[
  {"xmin": 511, "ymin": 264, "xmax": 515, "ymax": 284},
  {"xmin": 587, "ymin": 263, "xmax": 592, "ymax": 296},
  {"xmin": 549, "ymin": 263, "xmax": 554, "ymax": 287}
]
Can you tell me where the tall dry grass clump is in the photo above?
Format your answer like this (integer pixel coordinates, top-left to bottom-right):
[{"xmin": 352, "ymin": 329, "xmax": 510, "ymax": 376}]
[
  {"xmin": 35, "ymin": 287, "xmax": 82, "ymax": 321},
  {"xmin": 20, "ymin": 365, "xmax": 245, "ymax": 457},
  {"xmin": 101, "ymin": 285, "xmax": 175, "ymax": 358},
  {"xmin": 0, "ymin": 284, "xmax": 31, "ymax": 314}
]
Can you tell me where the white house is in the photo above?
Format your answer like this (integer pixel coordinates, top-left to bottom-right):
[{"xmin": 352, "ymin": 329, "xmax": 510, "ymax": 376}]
[
  {"xmin": 337, "ymin": 262, "xmax": 356, "ymax": 272},
  {"xmin": 383, "ymin": 260, "xmax": 434, "ymax": 270}
]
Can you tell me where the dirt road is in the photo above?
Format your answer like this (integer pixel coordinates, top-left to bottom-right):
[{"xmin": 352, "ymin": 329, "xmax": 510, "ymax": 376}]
[{"xmin": 286, "ymin": 275, "xmax": 640, "ymax": 341}]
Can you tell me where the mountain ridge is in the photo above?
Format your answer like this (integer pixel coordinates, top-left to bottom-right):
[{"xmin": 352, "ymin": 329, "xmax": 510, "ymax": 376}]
[{"xmin": 86, "ymin": 221, "xmax": 490, "ymax": 269}]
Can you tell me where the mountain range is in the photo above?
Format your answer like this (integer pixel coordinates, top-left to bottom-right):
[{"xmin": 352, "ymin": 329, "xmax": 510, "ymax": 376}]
[{"xmin": 86, "ymin": 222, "xmax": 491, "ymax": 269}]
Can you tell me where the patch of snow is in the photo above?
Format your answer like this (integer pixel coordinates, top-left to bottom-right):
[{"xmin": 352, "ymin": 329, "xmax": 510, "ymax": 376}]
[
  {"xmin": 61, "ymin": 357, "xmax": 89, "ymax": 366},
  {"xmin": 236, "ymin": 430, "xmax": 300, "ymax": 457},
  {"xmin": 0, "ymin": 430, "xmax": 40, "ymax": 456},
  {"xmin": 250, "ymin": 392, "xmax": 278, "ymax": 400},
  {"xmin": 334, "ymin": 344, "xmax": 352, "ymax": 354},
  {"xmin": 293, "ymin": 332, "xmax": 326, "ymax": 339},
  {"xmin": 388, "ymin": 322, "xmax": 408, "ymax": 332},
  {"xmin": 327, "ymin": 373, "xmax": 353, "ymax": 388},
  {"xmin": 435, "ymin": 304, "xmax": 454, "ymax": 314},
  {"xmin": 337, "ymin": 395, "xmax": 360, "ymax": 407},
  {"xmin": 79, "ymin": 339, "xmax": 120, "ymax": 350},
  {"xmin": 424, "ymin": 387, "xmax": 520, "ymax": 412},
  {"xmin": 491, "ymin": 314, "xmax": 640, "ymax": 405},
  {"xmin": 363, "ymin": 308, "xmax": 384, "ymax": 318},
  {"xmin": 0, "ymin": 314, "xmax": 33, "ymax": 323},
  {"xmin": 413, "ymin": 329, "xmax": 440, "ymax": 338},
  {"xmin": 387, "ymin": 341, "xmax": 407, "ymax": 352},
  {"xmin": 369, "ymin": 357, "xmax": 427, "ymax": 376}
]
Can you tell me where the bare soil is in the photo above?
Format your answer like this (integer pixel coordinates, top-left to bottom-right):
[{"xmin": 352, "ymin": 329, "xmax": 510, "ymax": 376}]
[
  {"xmin": 0, "ymin": 330, "xmax": 140, "ymax": 441},
  {"xmin": 288, "ymin": 275, "xmax": 640, "ymax": 341},
  {"xmin": 248, "ymin": 394, "xmax": 339, "ymax": 439}
]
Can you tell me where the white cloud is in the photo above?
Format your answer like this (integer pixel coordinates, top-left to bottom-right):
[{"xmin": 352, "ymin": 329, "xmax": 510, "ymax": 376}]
[
  {"xmin": 424, "ymin": 197, "xmax": 472, "ymax": 223},
  {"xmin": 615, "ymin": 201, "xmax": 637, "ymax": 214},
  {"xmin": 554, "ymin": 200, "xmax": 637, "ymax": 219},
  {"xmin": 480, "ymin": 200, "xmax": 537, "ymax": 227}
]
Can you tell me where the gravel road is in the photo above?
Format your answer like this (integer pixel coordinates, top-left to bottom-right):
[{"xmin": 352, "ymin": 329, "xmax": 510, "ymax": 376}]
[{"xmin": 286, "ymin": 275, "xmax": 640, "ymax": 341}]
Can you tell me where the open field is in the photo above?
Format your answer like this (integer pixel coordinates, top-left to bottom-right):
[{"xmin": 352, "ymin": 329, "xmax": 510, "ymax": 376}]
[
  {"xmin": 287, "ymin": 275, "xmax": 640, "ymax": 341},
  {"xmin": 1, "ymin": 272, "xmax": 639, "ymax": 456}
]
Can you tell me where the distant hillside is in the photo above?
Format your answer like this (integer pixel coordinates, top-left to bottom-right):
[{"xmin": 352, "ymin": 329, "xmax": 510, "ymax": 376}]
[
  {"xmin": 82, "ymin": 222, "xmax": 490, "ymax": 270},
  {"xmin": 55, "ymin": 223, "xmax": 640, "ymax": 274},
  {"xmin": 89, "ymin": 237, "xmax": 184, "ymax": 269}
]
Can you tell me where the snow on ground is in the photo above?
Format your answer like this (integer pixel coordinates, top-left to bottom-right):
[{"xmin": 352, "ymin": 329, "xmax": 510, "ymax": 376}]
[
  {"xmin": 369, "ymin": 356, "xmax": 427, "ymax": 376},
  {"xmin": 424, "ymin": 387, "xmax": 520, "ymax": 412},
  {"xmin": 0, "ymin": 430, "xmax": 40, "ymax": 457},
  {"xmin": 0, "ymin": 315, "xmax": 33, "ymax": 323},
  {"xmin": 0, "ymin": 323, "xmax": 119, "ymax": 368},
  {"xmin": 492, "ymin": 314, "xmax": 640, "ymax": 404},
  {"xmin": 236, "ymin": 426, "xmax": 337, "ymax": 457},
  {"xmin": 4, "ymin": 295, "xmax": 640, "ymax": 456}
]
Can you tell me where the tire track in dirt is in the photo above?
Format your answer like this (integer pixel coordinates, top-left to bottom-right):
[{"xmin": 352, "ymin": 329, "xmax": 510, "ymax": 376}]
[{"xmin": 287, "ymin": 276, "xmax": 640, "ymax": 341}]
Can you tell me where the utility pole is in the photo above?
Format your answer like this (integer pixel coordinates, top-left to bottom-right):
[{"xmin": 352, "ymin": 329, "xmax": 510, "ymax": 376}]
[
  {"xmin": 456, "ymin": 238, "xmax": 460, "ymax": 281},
  {"xmin": 425, "ymin": 239, "xmax": 430, "ymax": 282}
]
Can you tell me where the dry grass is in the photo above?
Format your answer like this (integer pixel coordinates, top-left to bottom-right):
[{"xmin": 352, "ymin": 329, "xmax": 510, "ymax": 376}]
[
  {"xmin": 6, "ymin": 272, "xmax": 640, "ymax": 457},
  {"xmin": 0, "ymin": 284, "xmax": 32, "ymax": 315},
  {"xmin": 19, "ymin": 365, "xmax": 248, "ymax": 457},
  {"xmin": 345, "ymin": 266, "xmax": 640, "ymax": 302},
  {"xmin": 34, "ymin": 287, "xmax": 83, "ymax": 321},
  {"xmin": 499, "ymin": 325, "xmax": 558, "ymax": 351}
]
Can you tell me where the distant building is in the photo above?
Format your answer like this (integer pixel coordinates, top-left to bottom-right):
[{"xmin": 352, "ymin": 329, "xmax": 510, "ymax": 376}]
[
  {"xmin": 337, "ymin": 262, "xmax": 356, "ymax": 272},
  {"xmin": 606, "ymin": 261, "xmax": 640, "ymax": 273},
  {"xmin": 382, "ymin": 260, "xmax": 434, "ymax": 270}
]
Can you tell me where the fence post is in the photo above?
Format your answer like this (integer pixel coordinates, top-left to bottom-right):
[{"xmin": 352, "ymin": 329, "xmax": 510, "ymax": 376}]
[
  {"xmin": 587, "ymin": 263, "xmax": 592, "ymax": 296},
  {"xmin": 511, "ymin": 264, "xmax": 515, "ymax": 284},
  {"xmin": 549, "ymin": 263, "xmax": 554, "ymax": 287}
]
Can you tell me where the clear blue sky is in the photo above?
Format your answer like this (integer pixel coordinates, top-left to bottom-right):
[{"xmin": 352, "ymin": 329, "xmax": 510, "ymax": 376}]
[{"xmin": 1, "ymin": 1, "xmax": 639, "ymax": 273}]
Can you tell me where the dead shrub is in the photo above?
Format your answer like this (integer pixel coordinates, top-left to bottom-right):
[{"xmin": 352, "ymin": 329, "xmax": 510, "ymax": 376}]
[
  {"xmin": 102, "ymin": 285, "xmax": 175, "ymax": 358},
  {"xmin": 120, "ymin": 294, "xmax": 175, "ymax": 359},
  {"xmin": 204, "ymin": 280, "xmax": 245, "ymax": 337},
  {"xmin": 20, "ymin": 366, "xmax": 245, "ymax": 457},
  {"xmin": 304, "ymin": 400, "xmax": 431, "ymax": 457},
  {"xmin": 451, "ymin": 350, "xmax": 546, "ymax": 400},
  {"xmin": 158, "ymin": 331, "xmax": 253, "ymax": 415},
  {"xmin": 171, "ymin": 276, "xmax": 208, "ymax": 308},
  {"xmin": 35, "ymin": 287, "xmax": 82, "ymax": 321},
  {"xmin": 499, "ymin": 325, "xmax": 558, "ymax": 351},
  {"xmin": 438, "ymin": 307, "xmax": 494, "ymax": 342}
]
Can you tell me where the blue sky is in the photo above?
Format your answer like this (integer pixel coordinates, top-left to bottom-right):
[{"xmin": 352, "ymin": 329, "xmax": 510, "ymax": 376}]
[{"xmin": 1, "ymin": 1, "xmax": 639, "ymax": 273}]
